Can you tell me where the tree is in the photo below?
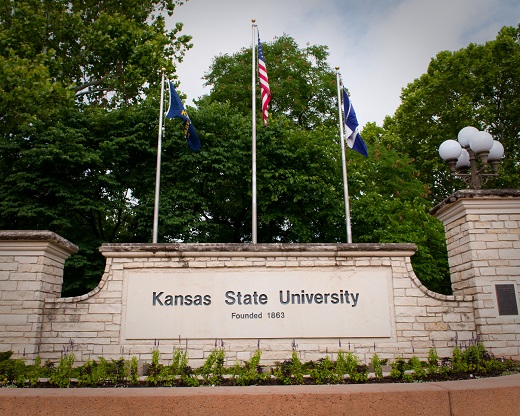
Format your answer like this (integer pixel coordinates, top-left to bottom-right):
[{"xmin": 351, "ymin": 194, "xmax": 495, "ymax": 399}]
[
  {"xmin": 1, "ymin": 11, "xmax": 453, "ymax": 296},
  {"xmin": 150, "ymin": 34, "xmax": 451, "ymax": 292},
  {"xmin": 350, "ymin": 124, "xmax": 450, "ymax": 294},
  {"xmin": 203, "ymin": 34, "xmax": 338, "ymax": 130},
  {"xmin": 383, "ymin": 24, "xmax": 520, "ymax": 203},
  {"xmin": 0, "ymin": 0, "xmax": 192, "ymax": 106},
  {"xmin": 134, "ymin": 99, "xmax": 344, "ymax": 244},
  {"xmin": 0, "ymin": 0, "xmax": 193, "ymax": 295}
]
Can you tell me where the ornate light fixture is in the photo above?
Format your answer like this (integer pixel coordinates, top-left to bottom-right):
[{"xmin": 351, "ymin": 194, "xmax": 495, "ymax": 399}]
[{"xmin": 438, "ymin": 126, "xmax": 504, "ymax": 189}]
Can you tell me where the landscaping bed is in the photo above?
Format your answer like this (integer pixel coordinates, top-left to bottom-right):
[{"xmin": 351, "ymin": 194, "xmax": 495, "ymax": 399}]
[{"xmin": 1, "ymin": 343, "xmax": 519, "ymax": 388}]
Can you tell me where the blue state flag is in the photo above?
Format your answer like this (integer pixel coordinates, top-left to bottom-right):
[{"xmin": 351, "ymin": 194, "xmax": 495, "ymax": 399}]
[
  {"xmin": 166, "ymin": 81, "xmax": 201, "ymax": 152},
  {"xmin": 343, "ymin": 88, "xmax": 368, "ymax": 157}
]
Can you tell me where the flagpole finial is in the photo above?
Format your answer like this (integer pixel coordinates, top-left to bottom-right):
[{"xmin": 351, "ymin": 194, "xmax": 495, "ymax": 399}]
[
  {"xmin": 252, "ymin": 19, "xmax": 256, "ymax": 23},
  {"xmin": 335, "ymin": 66, "xmax": 340, "ymax": 71}
]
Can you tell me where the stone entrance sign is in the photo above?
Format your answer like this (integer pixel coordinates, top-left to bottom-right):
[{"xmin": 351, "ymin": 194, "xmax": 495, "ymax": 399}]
[{"xmin": 4, "ymin": 218, "xmax": 519, "ymax": 365}]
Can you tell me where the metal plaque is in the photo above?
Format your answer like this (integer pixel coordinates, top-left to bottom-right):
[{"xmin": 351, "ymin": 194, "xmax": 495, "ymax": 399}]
[{"xmin": 495, "ymin": 284, "xmax": 519, "ymax": 316}]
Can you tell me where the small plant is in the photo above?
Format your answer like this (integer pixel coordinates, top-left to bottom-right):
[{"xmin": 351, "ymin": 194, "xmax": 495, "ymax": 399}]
[
  {"xmin": 108, "ymin": 357, "xmax": 129, "ymax": 385},
  {"xmin": 309, "ymin": 356, "xmax": 340, "ymax": 385},
  {"xmin": 273, "ymin": 350, "xmax": 304, "ymax": 385},
  {"xmin": 160, "ymin": 348, "xmax": 199, "ymax": 387},
  {"xmin": 198, "ymin": 348, "xmax": 225, "ymax": 386},
  {"xmin": 231, "ymin": 350, "xmax": 268, "ymax": 386},
  {"xmin": 451, "ymin": 345, "xmax": 466, "ymax": 373},
  {"xmin": 335, "ymin": 351, "xmax": 367, "ymax": 383},
  {"xmin": 130, "ymin": 356, "xmax": 140, "ymax": 386},
  {"xmin": 370, "ymin": 353, "xmax": 383, "ymax": 379},
  {"xmin": 49, "ymin": 353, "xmax": 75, "ymax": 388},
  {"xmin": 390, "ymin": 356, "xmax": 406, "ymax": 380},
  {"xmin": 97, "ymin": 357, "xmax": 111, "ymax": 385},
  {"xmin": 170, "ymin": 348, "xmax": 188, "ymax": 376},
  {"xmin": 77, "ymin": 359, "xmax": 96, "ymax": 387},
  {"xmin": 179, "ymin": 367, "xmax": 199, "ymax": 387},
  {"xmin": 0, "ymin": 352, "xmax": 28, "ymax": 387},
  {"xmin": 146, "ymin": 349, "xmax": 164, "ymax": 386},
  {"xmin": 0, "ymin": 351, "xmax": 24, "ymax": 387},
  {"xmin": 409, "ymin": 356, "xmax": 426, "ymax": 381},
  {"xmin": 427, "ymin": 347, "xmax": 440, "ymax": 376}
]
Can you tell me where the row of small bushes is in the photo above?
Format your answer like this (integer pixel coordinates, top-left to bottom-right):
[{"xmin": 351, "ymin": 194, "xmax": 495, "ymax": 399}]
[{"xmin": 0, "ymin": 343, "xmax": 517, "ymax": 388}]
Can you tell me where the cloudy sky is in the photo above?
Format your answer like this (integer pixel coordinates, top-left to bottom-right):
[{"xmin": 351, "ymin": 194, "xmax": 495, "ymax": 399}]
[{"xmin": 168, "ymin": 0, "xmax": 519, "ymax": 126}]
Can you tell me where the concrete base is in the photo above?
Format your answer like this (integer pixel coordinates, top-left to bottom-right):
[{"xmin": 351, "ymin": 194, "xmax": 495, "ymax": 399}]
[{"xmin": 1, "ymin": 374, "xmax": 519, "ymax": 416}]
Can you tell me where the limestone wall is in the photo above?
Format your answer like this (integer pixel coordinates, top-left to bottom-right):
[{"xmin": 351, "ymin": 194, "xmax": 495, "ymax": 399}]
[
  {"xmin": 0, "ymin": 231, "xmax": 78, "ymax": 358},
  {"xmin": 431, "ymin": 189, "xmax": 520, "ymax": 358},
  {"xmin": 35, "ymin": 243, "xmax": 476, "ymax": 367},
  {"xmin": 4, "ymin": 197, "xmax": 519, "ymax": 367}
]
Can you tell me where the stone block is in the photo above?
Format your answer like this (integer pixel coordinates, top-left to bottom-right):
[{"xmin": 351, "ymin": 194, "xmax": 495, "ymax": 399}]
[
  {"xmin": 442, "ymin": 313, "xmax": 462, "ymax": 323},
  {"xmin": 88, "ymin": 303, "xmax": 121, "ymax": 314},
  {"xmin": 394, "ymin": 297, "xmax": 418, "ymax": 306},
  {"xmin": 51, "ymin": 322, "xmax": 105, "ymax": 332},
  {"xmin": 425, "ymin": 322, "xmax": 449, "ymax": 331},
  {"xmin": 0, "ymin": 263, "xmax": 18, "ymax": 271},
  {"xmin": 236, "ymin": 351, "xmax": 251, "ymax": 362},
  {"xmin": 395, "ymin": 315, "xmax": 416, "ymax": 323}
]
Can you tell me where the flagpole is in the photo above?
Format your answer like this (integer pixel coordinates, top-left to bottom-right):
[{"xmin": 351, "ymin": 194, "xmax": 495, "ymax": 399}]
[
  {"xmin": 251, "ymin": 19, "xmax": 258, "ymax": 244},
  {"xmin": 336, "ymin": 68, "xmax": 352, "ymax": 243},
  {"xmin": 152, "ymin": 68, "xmax": 166, "ymax": 244}
]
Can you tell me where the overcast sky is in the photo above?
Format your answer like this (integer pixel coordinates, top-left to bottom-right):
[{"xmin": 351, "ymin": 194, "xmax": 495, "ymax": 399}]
[{"xmin": 168, "ymin": 0, "xmax": 519, "ymax": 126}]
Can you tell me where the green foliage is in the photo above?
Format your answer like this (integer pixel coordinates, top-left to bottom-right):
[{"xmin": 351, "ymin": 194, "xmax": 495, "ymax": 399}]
[
  {"xmin": 77, "ymin": 356, "xmax": 131, "ymax": 386},
  {"xmin": 390, "ymin": 357, "xmax": 406, "ymax": 380},
  {"xmin": 109, "ymin": 357, "xmax": 129, "ymax": 385},
  {"xmin": 409, "ymin": 356, "xmax": 427, "ymax": 380},
  {"xmin": 230, "ymin": 350, "xmax": 268, "ymax": 386},
  {"xmin": 370, "ymin": 353, "xmax": 383, "ymax": 379},
  {"xmin": 0, "ymin": 0, "xmax": 193, "ymax": 297},
  {"xmin": 451, "ymin": 345, "xmax": 465, "ymax": 373},
  {"xmin": 130, "ymin": 356, "xmax": 140, "ymax": 386},
  {"xmin": 77, "ymin": 359, "xmax": 97, "ymax": 387},
  {"xmin": 272, "ymin": 351, "xmax": 305, "ymax": 385},
  {"xmin": 427, "ymin": 347, "xmax": 440, "ymax": 376},
  {"xmin": 145, "ymin": 349, "xmax": 163, "ymax": 386},
  {"xmin": 168, "ymin": 348, "xmax": 198, "ymax": 386},
  {"xmin": 96, "ymin": 357, "xmax": 110, "ymax": 385},
  {"xmin": 27, "ymin": 356, "xmax": 42, "ymax": 387},
  {"xmin": 384, "ymin": 24, "xmax": 520, "ymax": 202},
  {"xmin": 459, "ymin": 342, "xmax": 506, "ymax": 375},
  {"xmin": 336, "ymin": 350, "xmax": 360, "ymax": 379},
  {"xmin": 0, "ymin": 357, "xmax": 27, "ymax": 387},
  {"xmin": 203, "ymin": 35, "xmax": 337, "ymax": 130},
  {"xmin": 144, "ymin": 348, "xmax": 199, "ymax": 387},
  {"xmin": 198, "ymin": 348, "xmax": 225, "ymax": 386},
  {"xmin": 349, "ymin": 125, "xmax": 452, "ymax": 294},
  {"xmin": 0, "ymin": 343, "xmax": 517, "ymax": 387},
  {"xmin": 2, "ymin": 9, "xmax": 517, "ymax": 301},
  {"xmin": 49, "ymin": 353, "xmax": 75, "ymax": 388},
  {"xmin": 309, "ymin": 356, "xmax": 340, "ymax": 385},
  {"xmin": 0, "ymin": 0, "xmax": 190, "ymax": 107}
]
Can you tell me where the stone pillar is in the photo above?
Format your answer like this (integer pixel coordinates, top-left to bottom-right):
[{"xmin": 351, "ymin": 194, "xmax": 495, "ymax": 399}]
[
  {"xmin": 431, "ymin": 190, "xmax": 520, "ymax": 357},
  {"xmin": 0, "ymin": 231, "xmax": 77, "ymax": 359}
]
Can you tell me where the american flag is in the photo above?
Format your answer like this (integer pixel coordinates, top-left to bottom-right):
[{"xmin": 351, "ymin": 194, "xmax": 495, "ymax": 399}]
[{"xmin": 257, "ymin": 33, "xmax": 271, "ymax": 126}]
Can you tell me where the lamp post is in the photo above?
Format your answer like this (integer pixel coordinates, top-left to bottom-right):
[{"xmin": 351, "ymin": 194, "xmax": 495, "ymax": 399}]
[{"xmin": 438, "ymin": 126, "xmax": 504, "ymax": 189}]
